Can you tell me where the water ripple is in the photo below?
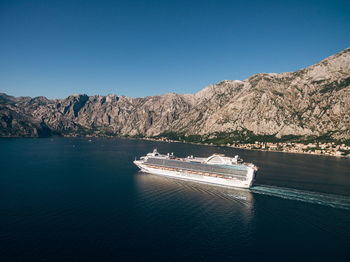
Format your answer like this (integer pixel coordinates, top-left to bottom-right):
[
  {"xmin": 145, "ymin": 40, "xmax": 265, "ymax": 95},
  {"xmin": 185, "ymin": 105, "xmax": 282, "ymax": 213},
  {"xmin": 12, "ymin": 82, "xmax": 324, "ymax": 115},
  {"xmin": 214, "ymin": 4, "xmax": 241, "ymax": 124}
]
[{"xmin": 251, "ymin": 185, "xmax": 350, "ymax": 210}]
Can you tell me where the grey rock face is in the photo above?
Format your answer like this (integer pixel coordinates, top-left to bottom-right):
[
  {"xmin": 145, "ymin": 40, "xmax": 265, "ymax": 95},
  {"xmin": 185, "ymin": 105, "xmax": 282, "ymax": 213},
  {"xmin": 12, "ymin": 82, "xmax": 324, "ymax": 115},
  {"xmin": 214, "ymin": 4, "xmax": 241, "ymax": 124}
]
[{"xmin": 1, "ymin": 48, "xmax": 349, "ymax": 139}]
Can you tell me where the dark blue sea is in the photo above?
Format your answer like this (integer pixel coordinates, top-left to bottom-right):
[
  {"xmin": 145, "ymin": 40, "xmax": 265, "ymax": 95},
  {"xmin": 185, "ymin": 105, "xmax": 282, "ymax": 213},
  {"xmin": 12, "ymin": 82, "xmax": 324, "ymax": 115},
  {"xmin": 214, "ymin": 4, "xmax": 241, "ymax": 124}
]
[{"xmin": 1, "ymin": 138, "xmax": 350, "ymax": 261}]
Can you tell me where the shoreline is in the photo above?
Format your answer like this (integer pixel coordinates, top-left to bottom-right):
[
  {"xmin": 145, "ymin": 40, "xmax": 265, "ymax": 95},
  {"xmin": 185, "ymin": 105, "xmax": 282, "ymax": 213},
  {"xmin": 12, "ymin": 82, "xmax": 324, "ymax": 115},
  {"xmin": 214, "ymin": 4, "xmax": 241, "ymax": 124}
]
[
  {"xmin": 140, "ymin": 137, "xmax": 350, "ymax": 159},
  {"xmin": 1, "ymin": 135, "xmax": 349, "ymax": 158}
]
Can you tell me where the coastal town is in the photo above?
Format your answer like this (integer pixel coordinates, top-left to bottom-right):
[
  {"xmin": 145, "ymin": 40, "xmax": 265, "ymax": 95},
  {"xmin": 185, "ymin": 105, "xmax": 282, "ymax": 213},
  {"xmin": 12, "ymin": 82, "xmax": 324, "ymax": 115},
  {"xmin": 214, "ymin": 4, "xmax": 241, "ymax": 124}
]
[
  {"xmin": 147, "ymin": 137, "xmax": 350, "ymax": 157},
  {"xmin": 231, "ymin": 141, "xmax": 350, "ymax": 157}
]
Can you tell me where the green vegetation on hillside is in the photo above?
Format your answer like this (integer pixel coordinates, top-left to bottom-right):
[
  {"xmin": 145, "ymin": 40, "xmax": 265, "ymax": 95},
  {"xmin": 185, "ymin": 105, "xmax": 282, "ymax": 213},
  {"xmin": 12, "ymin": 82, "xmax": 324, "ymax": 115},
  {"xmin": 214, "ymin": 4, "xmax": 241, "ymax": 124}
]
[
  {"xmin": 319, "ymin": 77, "xmax": 350, "ymax": 93},
  {"xmin": 153, "ymin": 130, "xmax": 350, "ymax": 146}
]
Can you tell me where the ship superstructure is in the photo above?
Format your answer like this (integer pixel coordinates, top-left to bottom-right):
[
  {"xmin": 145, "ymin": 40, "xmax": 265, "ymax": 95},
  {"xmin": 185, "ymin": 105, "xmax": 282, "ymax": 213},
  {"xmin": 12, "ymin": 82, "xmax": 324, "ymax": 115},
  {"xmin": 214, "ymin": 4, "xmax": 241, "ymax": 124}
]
[{"xmin": 134, "ymin": 149, "xmax": 258, "ymax": 188}]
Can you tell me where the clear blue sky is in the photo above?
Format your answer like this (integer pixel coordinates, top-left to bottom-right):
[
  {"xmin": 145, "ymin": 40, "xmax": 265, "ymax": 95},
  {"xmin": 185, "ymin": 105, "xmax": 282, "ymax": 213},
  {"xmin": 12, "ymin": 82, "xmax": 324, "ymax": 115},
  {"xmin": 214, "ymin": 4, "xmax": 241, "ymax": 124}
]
[{"xmin": 0, "ymin": 0, "xmax": 349, "ymax": 98}]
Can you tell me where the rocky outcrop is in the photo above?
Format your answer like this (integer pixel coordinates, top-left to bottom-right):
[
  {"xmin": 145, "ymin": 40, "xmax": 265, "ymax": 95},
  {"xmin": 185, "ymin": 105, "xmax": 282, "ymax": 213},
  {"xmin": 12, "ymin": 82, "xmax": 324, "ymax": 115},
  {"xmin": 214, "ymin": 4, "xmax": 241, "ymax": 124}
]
[{"xmin": 1, "ymin": 47, "xmax": 349, "ymax": 140}]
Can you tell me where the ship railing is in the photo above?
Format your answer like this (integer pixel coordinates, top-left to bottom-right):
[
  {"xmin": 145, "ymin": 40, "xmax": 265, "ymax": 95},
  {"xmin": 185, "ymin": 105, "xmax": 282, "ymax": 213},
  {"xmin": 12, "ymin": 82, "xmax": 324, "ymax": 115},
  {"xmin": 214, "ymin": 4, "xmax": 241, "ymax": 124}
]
[{"xmin": 144, "ymin": 161, "xmax": 247, "ymax": 180}]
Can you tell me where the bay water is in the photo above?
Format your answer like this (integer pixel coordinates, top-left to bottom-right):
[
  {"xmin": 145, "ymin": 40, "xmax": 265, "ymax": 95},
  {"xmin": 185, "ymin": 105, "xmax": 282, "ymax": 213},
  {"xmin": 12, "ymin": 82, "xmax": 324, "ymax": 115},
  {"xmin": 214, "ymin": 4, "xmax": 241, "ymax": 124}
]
[{"xmin": 1, "ymin": 138, "xmax": 350, "ymax": 261}]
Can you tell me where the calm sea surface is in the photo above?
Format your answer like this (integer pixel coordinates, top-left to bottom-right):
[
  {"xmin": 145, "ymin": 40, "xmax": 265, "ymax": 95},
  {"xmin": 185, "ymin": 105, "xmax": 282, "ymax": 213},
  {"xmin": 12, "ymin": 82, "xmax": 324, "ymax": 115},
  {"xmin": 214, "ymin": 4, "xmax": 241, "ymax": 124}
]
[{"xmin": 1, "ymin": 138, "xmax": 350, "ymax": 261}]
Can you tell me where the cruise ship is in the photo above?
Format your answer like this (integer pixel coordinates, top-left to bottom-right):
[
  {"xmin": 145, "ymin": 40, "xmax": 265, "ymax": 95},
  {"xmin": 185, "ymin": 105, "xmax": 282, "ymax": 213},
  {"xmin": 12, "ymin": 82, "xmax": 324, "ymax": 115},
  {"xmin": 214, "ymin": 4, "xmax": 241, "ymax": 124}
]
[{"xmin": 134, "ymin": 149, "xmax": 258, "ymax": 188}]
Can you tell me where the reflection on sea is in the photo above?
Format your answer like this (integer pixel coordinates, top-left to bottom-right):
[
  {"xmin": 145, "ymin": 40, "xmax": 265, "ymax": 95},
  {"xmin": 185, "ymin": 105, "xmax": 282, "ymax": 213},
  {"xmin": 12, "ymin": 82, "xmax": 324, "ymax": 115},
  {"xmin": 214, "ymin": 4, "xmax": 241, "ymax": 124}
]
[
  {"xmin": 134, "ymin": 171, "xmax": 254, "ymax": 225},
  {"xmin": 134, "ymin": 165, "xmax": 350, "ymax": 214}
]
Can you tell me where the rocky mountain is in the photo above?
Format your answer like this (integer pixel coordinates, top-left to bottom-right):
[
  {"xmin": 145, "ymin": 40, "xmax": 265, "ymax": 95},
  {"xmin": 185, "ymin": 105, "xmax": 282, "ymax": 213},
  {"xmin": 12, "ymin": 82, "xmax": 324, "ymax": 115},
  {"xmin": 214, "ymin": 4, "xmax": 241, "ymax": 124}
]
[{"xmin": 1, "ymin": 47, "xmax": 350, "ymax": 142}]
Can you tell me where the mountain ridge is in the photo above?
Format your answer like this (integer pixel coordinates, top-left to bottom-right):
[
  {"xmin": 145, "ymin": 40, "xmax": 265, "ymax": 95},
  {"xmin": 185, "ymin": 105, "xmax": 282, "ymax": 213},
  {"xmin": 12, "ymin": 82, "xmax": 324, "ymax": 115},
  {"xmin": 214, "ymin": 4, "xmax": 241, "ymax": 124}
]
[{"xmin": 1, "ymin": 47, "xmax": 350, "ymax": 142}]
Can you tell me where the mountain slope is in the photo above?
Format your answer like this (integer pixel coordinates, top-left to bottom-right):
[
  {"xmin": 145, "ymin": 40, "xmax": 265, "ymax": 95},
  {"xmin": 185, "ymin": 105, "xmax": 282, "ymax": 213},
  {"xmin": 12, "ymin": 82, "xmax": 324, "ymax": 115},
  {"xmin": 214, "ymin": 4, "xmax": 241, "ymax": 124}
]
[
  {"xmin": 1, "ymin": 48, "xmax": 349, "ymax": 141},
  {"xmin": 171, "ymin": 47, "xmax": 350, "ymax": 140}
]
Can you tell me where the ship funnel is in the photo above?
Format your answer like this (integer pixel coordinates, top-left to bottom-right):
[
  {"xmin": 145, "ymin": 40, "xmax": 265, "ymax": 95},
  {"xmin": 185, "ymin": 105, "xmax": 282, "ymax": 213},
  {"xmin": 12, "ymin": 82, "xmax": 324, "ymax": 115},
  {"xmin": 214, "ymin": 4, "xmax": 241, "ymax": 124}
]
[
  {"xmin": 152, "ymin": 148, "xmax": 159, "ymax": 156},
  {"xmin": 232, "ymin": 155, "xmax": 243, "ymax": 163}
]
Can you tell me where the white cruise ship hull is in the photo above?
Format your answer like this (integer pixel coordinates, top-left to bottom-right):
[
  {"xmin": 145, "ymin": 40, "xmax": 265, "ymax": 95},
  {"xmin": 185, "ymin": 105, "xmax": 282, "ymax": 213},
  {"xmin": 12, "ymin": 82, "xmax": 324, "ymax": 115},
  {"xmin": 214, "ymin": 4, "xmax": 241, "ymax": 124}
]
[{"xmin": 134, "ymin": 160, "xmax": 255, "ymax": 189}]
